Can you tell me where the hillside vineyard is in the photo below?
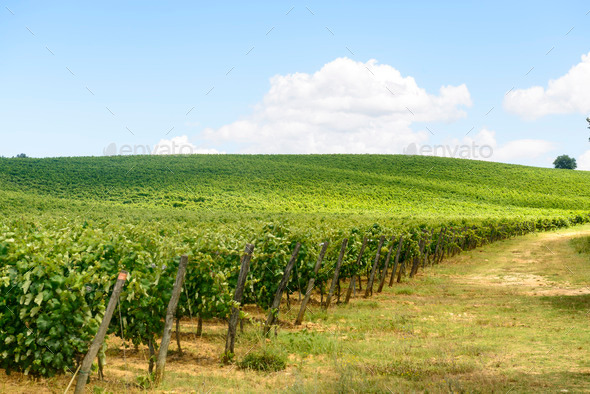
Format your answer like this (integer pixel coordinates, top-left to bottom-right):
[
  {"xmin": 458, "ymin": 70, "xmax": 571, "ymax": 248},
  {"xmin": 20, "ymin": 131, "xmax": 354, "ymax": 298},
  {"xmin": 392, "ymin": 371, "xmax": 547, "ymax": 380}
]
[{"xmin": 1, "ymin": 154, "xmax": 589, "ymax": 376}]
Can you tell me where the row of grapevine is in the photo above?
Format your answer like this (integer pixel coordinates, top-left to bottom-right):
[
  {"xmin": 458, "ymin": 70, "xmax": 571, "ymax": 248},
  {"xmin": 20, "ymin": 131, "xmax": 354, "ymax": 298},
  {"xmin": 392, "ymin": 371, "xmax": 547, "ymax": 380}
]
[{"xmin": 1, "ymin": 214, "xmax": 588, "ymax": 378}]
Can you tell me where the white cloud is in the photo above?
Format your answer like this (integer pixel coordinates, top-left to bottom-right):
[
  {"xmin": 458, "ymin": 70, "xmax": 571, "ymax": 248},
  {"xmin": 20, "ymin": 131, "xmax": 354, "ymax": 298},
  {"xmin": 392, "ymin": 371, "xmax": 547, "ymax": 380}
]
[
  {"xmin": 504, "ymin": 52, "xmax": 590, "ymax": 119},
  {"xmin": 578, "ymin": 150, "xmax": 590, "ymax": 171},
  {"xmin": 406, "ymin": 129, "xmax": 555, "ymax": 163},
  {"xmin": 471, "ymin": 129, "xmax": 554, "ymax": 162},
  {"xmin": 203, "ymin": 57, "xmax": 472, "ymax": 153},
  {"xmin": 153, "ymin": 135, "xmax": 222, "ymax": 155},
  {"xmin": 491, "ymin": 138, "xmax": 555, "ymax": 162}
]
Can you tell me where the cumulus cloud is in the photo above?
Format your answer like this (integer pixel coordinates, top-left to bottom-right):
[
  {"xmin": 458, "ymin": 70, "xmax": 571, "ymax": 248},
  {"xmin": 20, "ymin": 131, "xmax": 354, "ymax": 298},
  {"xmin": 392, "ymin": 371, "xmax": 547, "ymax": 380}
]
[
  {"xmin": 405, "ymin": 129, "xmax": 554, "ymax": 163},
  {"xmin": 203, "ymin": 57, "xmax": 472, "ymax": 153},
  {"xmin": 504, "ymin": 52, "xmax": 590, "ymax": 119},
  {"xmin": 577, "ymin": 150, "xmax": 590, "ymax": 171},
  {"xmin": 469, "ymin": 129, "xmax": 554, "ymax": 162},
  {"xmin": 153, "ymin": 135, "xmax": 222, "ymax": 155}
]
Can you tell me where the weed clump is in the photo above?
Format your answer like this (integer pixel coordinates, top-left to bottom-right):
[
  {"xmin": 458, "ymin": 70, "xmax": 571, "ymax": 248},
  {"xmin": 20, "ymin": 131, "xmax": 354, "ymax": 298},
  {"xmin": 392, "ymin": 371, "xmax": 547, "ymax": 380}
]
[
  {"xmin": 571, "ymin": 236, "xmax": 590, "ymax": 254},
  {"xmin": 237, "ymin": 348, "xmax": 287, "ymax": 372}
]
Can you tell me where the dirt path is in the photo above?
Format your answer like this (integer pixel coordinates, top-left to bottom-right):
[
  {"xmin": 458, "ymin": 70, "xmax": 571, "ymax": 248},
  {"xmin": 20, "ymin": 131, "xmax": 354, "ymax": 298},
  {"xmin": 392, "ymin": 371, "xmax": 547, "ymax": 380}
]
[{"xmin": 451, "ymin": 226, "xmax": 590, "ymax": 297}]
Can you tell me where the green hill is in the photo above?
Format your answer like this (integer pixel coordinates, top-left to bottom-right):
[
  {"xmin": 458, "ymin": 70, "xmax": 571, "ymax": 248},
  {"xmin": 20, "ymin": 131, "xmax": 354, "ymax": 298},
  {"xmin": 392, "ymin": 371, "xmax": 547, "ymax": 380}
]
[
  {"xmin": 1, "ymin": 154, "xmax": 589, "ymax": 224},
  {"xmin": 1, "ymin": 153, "xmax": 589, "ymax": 250}
]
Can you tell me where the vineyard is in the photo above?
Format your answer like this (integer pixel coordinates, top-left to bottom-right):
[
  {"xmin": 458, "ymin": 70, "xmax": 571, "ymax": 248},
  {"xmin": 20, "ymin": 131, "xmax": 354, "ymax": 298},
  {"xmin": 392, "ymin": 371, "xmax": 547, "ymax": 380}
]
[{"xmin": 1, "ymin": 154, "xmax": 590, "ymax": 390}]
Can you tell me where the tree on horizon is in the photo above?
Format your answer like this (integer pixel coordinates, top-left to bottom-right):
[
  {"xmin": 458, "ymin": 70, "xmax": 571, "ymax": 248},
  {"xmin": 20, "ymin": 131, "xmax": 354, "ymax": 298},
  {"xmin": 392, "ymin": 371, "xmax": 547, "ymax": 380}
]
[{"xmin": 553, "ymin": 155, "xmax": 577, "ymax": 170}]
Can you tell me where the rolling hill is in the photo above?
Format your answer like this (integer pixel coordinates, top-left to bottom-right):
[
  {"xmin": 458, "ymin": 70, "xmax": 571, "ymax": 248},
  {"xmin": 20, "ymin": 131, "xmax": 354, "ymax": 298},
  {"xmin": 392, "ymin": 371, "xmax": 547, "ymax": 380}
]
[{"xmin": 1, "ymin": 154, "xmax": 589, "ymax": 224}]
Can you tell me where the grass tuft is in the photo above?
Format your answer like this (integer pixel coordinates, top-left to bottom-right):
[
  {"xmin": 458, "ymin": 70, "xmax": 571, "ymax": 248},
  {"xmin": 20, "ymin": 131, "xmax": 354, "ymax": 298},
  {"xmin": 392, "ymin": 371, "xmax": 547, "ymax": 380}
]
[
  {"xmin": 571, "ymin": 236, "xmax": 590, "ymax": 254},
  {"xmin": 237, "ymin": 348, "xmax": 287, "ymax": 372}
]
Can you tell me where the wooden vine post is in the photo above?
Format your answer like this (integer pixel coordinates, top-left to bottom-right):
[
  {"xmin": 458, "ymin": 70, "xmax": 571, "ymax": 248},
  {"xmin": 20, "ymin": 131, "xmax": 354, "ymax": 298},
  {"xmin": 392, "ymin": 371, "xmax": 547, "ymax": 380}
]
[
  {"xmin": 74, "ymin": 271, "xmax": 128, "ymax": 394},
  {"xmin": 475, "ymin": 226, "xmax": 480, "ymax": 248},
  {"xmin": 154, "ymin": 255, "xmax": 189, "ymax": 385},
  {"xmin": 467, "ymin": 226, "xmax": 477, "ymax": 250},
  {"xmin": 444, "ymin": 229, "xmax": 451, "ymax": 261},
  {"xmin": 295, "ymin": 241, "xmax": 329, "ymax": 325},
  {"xmin": 410, "ymin": 236, "xmax": 426, "ymax": 278},
  {"xmin": 365, "ymin": 235, "xmax": 385, "ymax": 297},
  {"xmin": 223, "ymin": 244, "xmax": 254, "ymax": 361},
  {"xmin": 423, "ymin": 230, "xmax": 433, "ymax": 267},
  {"xmin": 324, "ymin": 238, "xmax": 348, "ymax": 309},
  {"xmin": 419, "ymin": 230, "xmax": 428, "ymax": 268},
  {"xmin": 454, "ymin": 228, "xmax": 460, "ymax": 255},
  {"xmin": 437, "ymin": 229, "xmax": 448, "ymax": 264},
  {"xmin": 397, "ymin": 244, "xmax": 412, "ymax": 283},
  {"xmin": 377, "ymin": 235, "xmax": 396, "ymax": 293},
  {"xmin": 433, "ymin": 228, "xmax": 444, "ymax": 264},
  {"xmin": 388, "ymin": 235, "xmax": 404, "ymax": 287},
  {"xmin": 446, "ymin": 228, "xmax": 455, "ymax": 258},
  {"xmin": 345, "ymin": 236, "xmax": 368, "ymax": 303},
  {"xmin": 461, "ymin": 226, "xmax": 468, "ymax": 250},
  {"xmin": 264, "ymin": 243, "xmax": 301, "ymax": 336}
]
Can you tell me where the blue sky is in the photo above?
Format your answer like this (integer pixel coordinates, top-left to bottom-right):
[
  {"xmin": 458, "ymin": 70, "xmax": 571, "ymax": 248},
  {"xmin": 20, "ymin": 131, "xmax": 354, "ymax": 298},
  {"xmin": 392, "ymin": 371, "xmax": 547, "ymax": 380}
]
[{"xmin": 1, "ymin": 1, "xmax": 589, "ymax": 168}]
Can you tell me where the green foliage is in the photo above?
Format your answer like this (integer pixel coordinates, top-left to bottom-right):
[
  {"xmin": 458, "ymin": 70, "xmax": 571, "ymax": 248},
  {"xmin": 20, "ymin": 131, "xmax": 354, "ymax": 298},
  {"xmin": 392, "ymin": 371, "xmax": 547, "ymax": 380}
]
[
  {"xmin": 237, "ymin": 347, "xmax": 287, "ymax": 372},
  {"xmin": 553, "ymin": 155, "xmax": 577, "ymax": 170},
  {"xmin": 0, "ymin": 228, "xmax": 106, "ymax": 376},
  {"xmin": 135, "ymin": 373, "xmax": 154, "ymax": 389},
  {"xmin": 181, "ymin": 246, "xmax": 234, "ymax": 321}
]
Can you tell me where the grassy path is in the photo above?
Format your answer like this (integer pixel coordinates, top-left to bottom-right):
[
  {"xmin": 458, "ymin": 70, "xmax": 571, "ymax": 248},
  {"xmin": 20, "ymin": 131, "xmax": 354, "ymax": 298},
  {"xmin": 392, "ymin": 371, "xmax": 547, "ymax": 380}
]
[{"xmin": 2, "ymin": 225, "xmax": 590, "ymax": 393}]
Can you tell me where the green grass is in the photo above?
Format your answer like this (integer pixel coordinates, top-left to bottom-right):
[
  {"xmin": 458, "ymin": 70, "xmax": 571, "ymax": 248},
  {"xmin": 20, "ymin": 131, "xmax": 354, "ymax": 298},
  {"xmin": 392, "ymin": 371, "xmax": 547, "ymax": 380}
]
[{"xmin": 232, "ymin": 227, "xmax": 590, "ymax": 392}]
